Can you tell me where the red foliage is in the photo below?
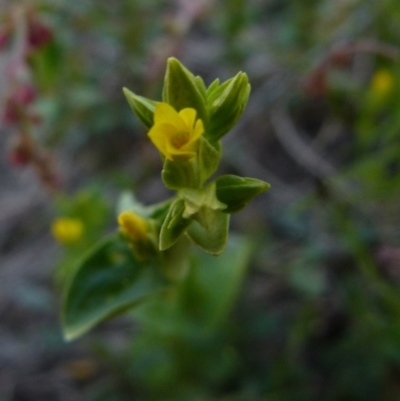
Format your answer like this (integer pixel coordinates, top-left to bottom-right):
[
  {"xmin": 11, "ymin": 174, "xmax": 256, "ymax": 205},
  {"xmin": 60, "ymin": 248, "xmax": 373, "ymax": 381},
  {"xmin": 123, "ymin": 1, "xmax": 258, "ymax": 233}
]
[
  {"xmin": 12, "ymin": 84, "xmax": 37, "ymax": 105},
  {"xmin": 0, "ymin": 28, "xmax": 10, "ymax": 50},
  {"xmin": 8, "ymin": 148, "xmax": 31, "ymax": 167},
  {"xmin": 28, "ymin": 18, "xmax": 53, "ymax": 49},
  {"xmin": 2, "ymin": 98, "xmax": 20, "ymax": 125}
]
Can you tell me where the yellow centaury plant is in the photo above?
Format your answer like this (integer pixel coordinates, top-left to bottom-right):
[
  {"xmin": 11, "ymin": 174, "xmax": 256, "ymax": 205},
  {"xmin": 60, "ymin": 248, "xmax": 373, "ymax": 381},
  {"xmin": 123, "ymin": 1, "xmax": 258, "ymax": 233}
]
[
  {"xmin": 60, "ymin": 58, "xmax": 271, "ymax": 342},
  {"xmin": 148, "ymin": 103, "xmax": 204, "ymax": 161}
]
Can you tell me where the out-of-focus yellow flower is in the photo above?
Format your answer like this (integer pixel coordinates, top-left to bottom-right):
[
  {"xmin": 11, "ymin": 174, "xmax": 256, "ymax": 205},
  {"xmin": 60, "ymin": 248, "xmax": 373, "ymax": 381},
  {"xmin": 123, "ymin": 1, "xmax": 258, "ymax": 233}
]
[
  {"xmin": 117, "ymin": 211, "xmax": 148, "ymax": 241},
  {"xmin": 52, "ymin": 217, "xmax": 84, "ymax": 244},
  {"xmin": 370, "ymin": 69, "xmax": 395, "ymax": 97},
  {"xmin": 148, "ymin": 103, "xmax": 204, "ymax": 161}
]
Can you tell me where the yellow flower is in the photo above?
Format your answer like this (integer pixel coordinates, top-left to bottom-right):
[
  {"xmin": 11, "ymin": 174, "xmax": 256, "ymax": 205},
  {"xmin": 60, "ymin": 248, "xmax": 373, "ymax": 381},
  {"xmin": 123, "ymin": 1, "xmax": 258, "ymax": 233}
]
[
  {"xmin": 117, "ymin": 211, "xmax": 148, "ymax": 241},
  {"xmin": 51, "ymin": 217, "xmax": 84, "ymax": 245},
  {"xmin": 370, "ymin": 69, "xmax": 394, "ymax": 97},
  {"xmin": 148, "ymin": 103, "xmax": 204, "ymax": 161}
]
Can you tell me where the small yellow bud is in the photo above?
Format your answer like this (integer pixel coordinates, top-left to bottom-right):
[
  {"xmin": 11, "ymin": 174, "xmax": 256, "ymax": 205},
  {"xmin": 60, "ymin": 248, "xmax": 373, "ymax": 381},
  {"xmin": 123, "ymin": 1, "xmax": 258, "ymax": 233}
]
[
  {"xmin": 370, "ymin": 69, "xmax": 394, "ymax": 97},
  {"xmin": 117, "ymin": 211, "xmax": 148, "ymax": 241},
  {"xmin": 51, "ymin": 217, "xmax": 84, "ymax": 245}
]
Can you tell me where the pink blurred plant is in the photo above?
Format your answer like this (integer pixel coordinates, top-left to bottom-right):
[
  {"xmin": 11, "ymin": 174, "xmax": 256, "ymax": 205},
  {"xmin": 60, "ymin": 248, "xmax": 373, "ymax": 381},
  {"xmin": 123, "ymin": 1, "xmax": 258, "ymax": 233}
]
[{"xmin": 1, "ymin": 5, "xmax": 59, "ymax": 190}]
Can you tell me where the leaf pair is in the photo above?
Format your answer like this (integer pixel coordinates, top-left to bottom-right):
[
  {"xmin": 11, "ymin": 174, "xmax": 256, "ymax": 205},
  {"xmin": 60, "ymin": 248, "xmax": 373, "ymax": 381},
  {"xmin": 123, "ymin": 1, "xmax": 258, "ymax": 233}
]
[
  {"xmin": 160, "ymin": 187, "xmax": 229, "ymax": 257},
  {"xmin": 63, "ymin": 234, "xmax": 251, "ymax": 341}
]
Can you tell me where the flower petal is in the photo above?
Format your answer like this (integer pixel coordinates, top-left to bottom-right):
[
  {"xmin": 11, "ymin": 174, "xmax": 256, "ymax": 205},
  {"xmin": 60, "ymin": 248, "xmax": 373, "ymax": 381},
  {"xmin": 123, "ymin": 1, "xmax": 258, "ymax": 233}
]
[
  {"xmin": 154, "ymin": 103, "xmax": 185, "ymax": 131},
  {"xmin": 166, "ymin": 140, "xmax": 196, "ymax": 160},
  {"xmin": 178, "ymin": 108, "xmax": 197, "ymax": 130},
  {"xmin": 148, "ymin": 123, "xmax": 178, "ymax": 160},
  {"xmin": 191, "ymin": 118, "xmax": 204, "ymax": 142}
]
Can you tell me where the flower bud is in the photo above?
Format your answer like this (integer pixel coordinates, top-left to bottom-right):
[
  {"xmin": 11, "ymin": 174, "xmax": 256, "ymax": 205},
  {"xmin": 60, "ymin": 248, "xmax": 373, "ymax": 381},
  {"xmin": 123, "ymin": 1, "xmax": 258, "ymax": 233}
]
[
  {"xmin": 52, "ymin": 218, "xmax": 84, "ymax": 245},
  {"xmin": 117, "ymin": 211, "xmax": 148, "ymax": 242},
  {"xmin": 370, "ymin": 69, "xmax": 394, "ymax": 98},
  {"xmin": 206, "ymin": 72, "xmax": 250, "ymax": 141},
  {"xmin": 117, "ymin": 211, "xmax": 159, "ymax": 261}
]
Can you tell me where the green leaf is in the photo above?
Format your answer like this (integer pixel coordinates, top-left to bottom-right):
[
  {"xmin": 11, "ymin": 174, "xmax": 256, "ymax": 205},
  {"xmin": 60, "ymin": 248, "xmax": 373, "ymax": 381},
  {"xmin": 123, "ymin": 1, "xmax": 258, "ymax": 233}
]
[
  {"xmin": 179, "ymin": 182, "xmax": 226, "ymax": 218},
  {"xmin": 207, "ymin": 72, "xmax": 250, "ymax": 142},
  {"xmin": 162, "ymin": 158, "xmax": 200, "ymax": 190},
  {"xmin": 194, "ymin": 75, "xmax": 207, "ymax": 100},
  {"xmin": 215, "ymin": 175, "xmax": 270, "ymax": 213},
  {"xmin": 30, "ymin": 40, "xmax": 62, "ymax": 90},
  {"xmin": 62, "ymin": 235, "xmax": 166, "ymax": 340},
  {"xmin": 123, "ymin": 87, "xmax": 156, "ymax": 128},
  {"xmin": 206, "ymin": 78, "xmax": 220, "ymax": 98},
  {"xmin": 159, "ymin": 199, "xmax": 192, "ymax": 251},
  {"xmin": 161, "ymin": 138, "xmax": 221, "ymax": 190},
  {"xmin": 207, "ymin": 77, "xmax": 233, "ymax": 104},
  {"xmin": 191, "ymin": 235, "xmax": 252, "ymax": 326},
  {"xmin": 162, "ymin": 58, "xmax": 208, "ymax": 126},
  {"xmin": 198, "ymin": 137, "xmax": 221, "ymax": 183},
  {"xmin": 163, "ymin": 147, "xmax": 214, "ymax": 189},
  {"xmin": 133, "ymin": 235, "xmax": 251, "ymax": 330},
  {"xmin": 161, "ymin": 236, "xmax": 191, "ymax": 282},
  {"xmin": 186, "ymin": 210, "xmax": 230, "ymax": 255}
]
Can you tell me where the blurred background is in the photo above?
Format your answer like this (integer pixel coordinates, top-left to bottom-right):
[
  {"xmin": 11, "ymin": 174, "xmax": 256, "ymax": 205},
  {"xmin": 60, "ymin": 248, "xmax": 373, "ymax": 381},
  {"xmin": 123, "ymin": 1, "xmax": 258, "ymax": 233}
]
[{"xmin": 2, "ymin": 0, "xmax": 400, "ymax": 400}]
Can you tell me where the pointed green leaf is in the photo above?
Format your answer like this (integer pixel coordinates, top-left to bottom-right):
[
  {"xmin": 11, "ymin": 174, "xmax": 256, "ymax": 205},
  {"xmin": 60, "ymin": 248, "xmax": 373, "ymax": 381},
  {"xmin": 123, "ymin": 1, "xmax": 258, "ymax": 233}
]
[
  {"xmin": 207, "ymin": 72, "xmax": 250, "ymax": 141},
  {"xmin": 194, "ymin": 75, "xmax": 207, "ymax": 100},
  {"xmin": 186, "ymin": 210, "xmax": 230, "ymax": 255},
  {"xmin": 123, "ymin": 87, "xmax": 156, "ymax": 128},
  {"xmin": 161, "ymin": 138, "xmax": 221, "ymax": 190},
  {"xmin": 206, "ymin": 78, "xmax": 220, "ymax": 98},
  {"xmin": 198, "ymin": 137, "xmax": 221, "ymax": 183},
  {"xmin": 207, "ymin": 77, "xmax": 234, "ymax": 104},
  {"xmin": 215, "ymin": 175, "xmax": 270, "ymax": 213},
  {"xmin": 162, "ymin": 58, "xmax": 208, "ymax": 125},
  {"xmin": 159, "ymin": 199, "xmax": 192, "ymax": 251},
  {"xmin": 162, "ymin": 157, "xmax": 201, "ymax": 190},
  {"xmin": 62, "ymin": 235, "xmax": 166, "ymax": 340}
]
